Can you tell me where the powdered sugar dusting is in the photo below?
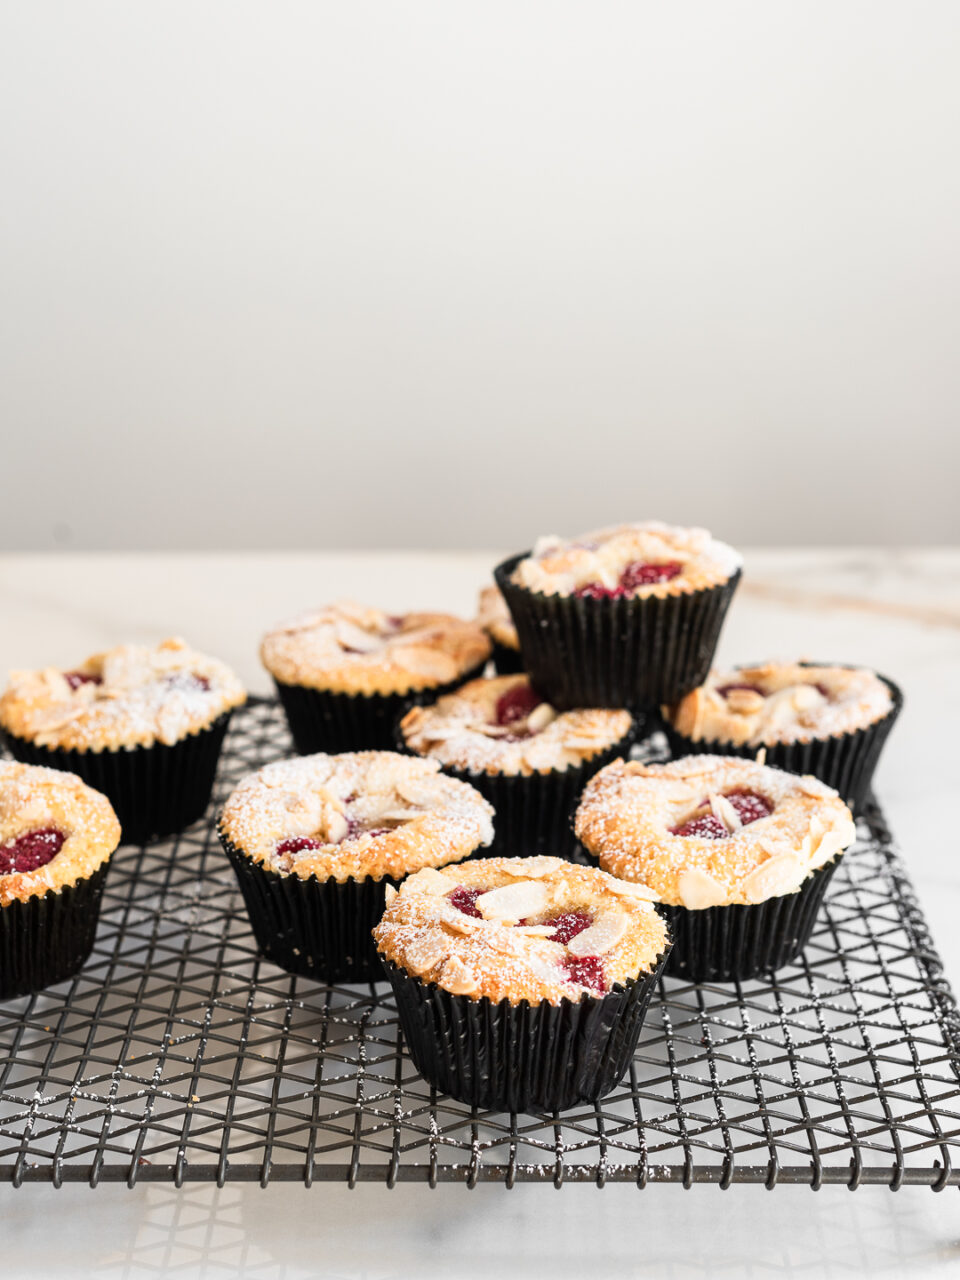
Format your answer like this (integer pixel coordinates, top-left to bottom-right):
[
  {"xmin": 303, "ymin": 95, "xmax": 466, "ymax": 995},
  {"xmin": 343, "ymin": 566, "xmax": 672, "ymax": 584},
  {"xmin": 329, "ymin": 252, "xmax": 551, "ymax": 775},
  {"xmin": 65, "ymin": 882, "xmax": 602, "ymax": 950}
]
[
  {"xmin": 400, "ymin": 675, "xmax": 632, "ymax": 777},
  {"xmin": 373, "ymin": 856, "xmax": 667, "ymax": 1006},
  {"xmin": 513, "ymin": 522, "xmax": 742, "ymax": 598},
  {"xmin": 0, "ymin": 638, "xmax": 245, "ymax": 752},
  {"xmin": 575, "ymin": 755, "xmax": 856, "ymax": 908},
  {"xmin": 218, "ymin": 751, "xmax": 494, "ymax": 883}
]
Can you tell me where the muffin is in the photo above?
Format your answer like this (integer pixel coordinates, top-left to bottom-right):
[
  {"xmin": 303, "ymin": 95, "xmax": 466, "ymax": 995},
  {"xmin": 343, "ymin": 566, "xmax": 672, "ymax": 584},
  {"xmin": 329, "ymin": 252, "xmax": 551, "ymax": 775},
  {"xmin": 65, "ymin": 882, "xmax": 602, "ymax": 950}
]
[
  {"xmin": 663, "ymin": 661, "xmax": 902, "ymax": 811},
  {"xmin": 260, "ymin": 601, "xmax": 491, "ymax": 754},
  {"xmin": 218, "ymin": 751, "xmax": 494, "ymax": 983},
  {"xmin": 399, "ymin": 673, "xmax": 633, "ymax": 858},
  {"xmin": 0, "ymin": 761, "xmax": 121, "ymax": 998},
  {"xmin": 374, "ymin": 856, "xmax": 670, "ymax": 1111},
  {"xmin": 0, "ymin": 638, "xmax": 245, "ymax": 843},
  {"xmin": 495, "ymin": 521, "xmax": 742, "ymax": 710},
  {"xmin": 575, "ymin": 755, "xmax": 856, "ymax": 983},
  {"xmin": 476, "ymin": 584, "xmax": 523, "ymax": 674}
]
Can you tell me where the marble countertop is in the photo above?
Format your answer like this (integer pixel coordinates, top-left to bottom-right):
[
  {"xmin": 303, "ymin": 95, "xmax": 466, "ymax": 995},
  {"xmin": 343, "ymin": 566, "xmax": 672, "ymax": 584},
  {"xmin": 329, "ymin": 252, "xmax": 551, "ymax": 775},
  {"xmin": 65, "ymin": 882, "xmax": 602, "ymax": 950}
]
[{"xmin": 1, "ymin": 548, "xmax": 958, "ymax": 1279}]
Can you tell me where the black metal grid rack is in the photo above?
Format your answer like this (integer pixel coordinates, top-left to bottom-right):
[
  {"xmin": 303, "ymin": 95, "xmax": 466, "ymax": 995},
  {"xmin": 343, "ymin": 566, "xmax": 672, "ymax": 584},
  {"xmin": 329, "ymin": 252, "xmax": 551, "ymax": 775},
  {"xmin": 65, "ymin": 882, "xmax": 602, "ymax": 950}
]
[{"xmin": 2, "ymin": 699, "xmax": 958, "ymax": 1189}]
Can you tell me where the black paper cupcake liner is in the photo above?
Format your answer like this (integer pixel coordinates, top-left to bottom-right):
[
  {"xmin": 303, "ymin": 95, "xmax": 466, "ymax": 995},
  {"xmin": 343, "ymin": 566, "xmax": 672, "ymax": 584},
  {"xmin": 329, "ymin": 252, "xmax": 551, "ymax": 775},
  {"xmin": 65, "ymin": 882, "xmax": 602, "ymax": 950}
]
[
  {"xmin": 0, "ymin": 865, "xmax": 109, "ymax": 1000},
  {"xmin": 394, "ymin": 720, "xmax": 634, "ymax": 859},
  {"xmin": 220, "ymin": 831, "xmax": 399, "ymax": 983},
  {"xmin": 662, "ymin": 672, "xmax": 903, "ymax": 812},
  {"xmin": 1, "ymin": 714, "xmax": 232, "ymax": 845},
  {"xmin": 657, "ymin": 857, "xmax": 842, "ymax": 984},
  {"xmin": 381, "ymin": 940, "xmax": 671, "ymax": 1112},
  {"xmin": 273, "ymin": 663, "xmax": 488, "ymax": 756},
  {"xmin": 494, "ymin": 553, "xmax": 741, "ymax": 712},
  {"xmin": 489, "ymin": 641, "xmax": 524, "ymax": 676}
]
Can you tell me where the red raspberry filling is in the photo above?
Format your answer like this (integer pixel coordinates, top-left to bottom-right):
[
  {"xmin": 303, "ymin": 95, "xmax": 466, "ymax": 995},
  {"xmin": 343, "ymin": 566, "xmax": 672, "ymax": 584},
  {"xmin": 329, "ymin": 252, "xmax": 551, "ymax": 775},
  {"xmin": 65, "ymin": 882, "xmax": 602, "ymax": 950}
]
[
  {"xmin": 563, "ymin": 955, "xmax": 607, "ymax": 993},
  {"xmin": 671, "ymin": 790, "xmax": 773, "ymax": 838},
  {"xmin": 574, "ymin": 560, "xmax": 683, "ymax": 599},
  {"xmin": 0, "ymin": 827, "xmax": 67, "ymax": 875},
  {"xmin": 64, "ymin": 672, "xmax": 102, "ymax": 691},
  {"xmin": 546, "ymin": 910, "xmax": 592, "ymax": 945},
  {"xmin": 449, "ymin": 886, "xmax": 485, "ymax": 918},
  {"xmin": 494, "ymin": 682, "xmax": 543, "ymax": 726},
  {"xmin": 275, "ymin": 835, "xmax": 322, "ymax": 857}
]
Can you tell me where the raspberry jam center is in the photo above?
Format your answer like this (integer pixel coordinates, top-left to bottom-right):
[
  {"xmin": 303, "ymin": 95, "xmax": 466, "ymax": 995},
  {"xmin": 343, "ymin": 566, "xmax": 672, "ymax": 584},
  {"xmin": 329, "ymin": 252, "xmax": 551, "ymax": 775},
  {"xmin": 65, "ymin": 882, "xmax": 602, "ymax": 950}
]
[
  {"xmin": 671, "ymin": 790, "xmax": 773, "ymax": 839},
  {"xmin": 574, "ymin": 560, "xmax": 683, "ymax": 599},
  {"xmin": 563, "ymin": 955, "xmax": 607, "ymax": 993},
  {"xmin": 449, "ymin": 887, "xmax": 485, "ymax": 918},
  {"xmin": 494, "ymin": 683, "xmax": 542, "ymax": 726},
  {"xmin": 0, "ymin": 827, "xmax": 67, "ymax": 874},
  {"xmin": 275, "ymin": 835, "xmax": 322, "ymax": 857},
  {"xmin": 547, "ymin": 910, "xmax": 592, "ymax": 945},
  {"xmin": 64, "ymin": 671, "xmax": 102, "ymax": 691}
]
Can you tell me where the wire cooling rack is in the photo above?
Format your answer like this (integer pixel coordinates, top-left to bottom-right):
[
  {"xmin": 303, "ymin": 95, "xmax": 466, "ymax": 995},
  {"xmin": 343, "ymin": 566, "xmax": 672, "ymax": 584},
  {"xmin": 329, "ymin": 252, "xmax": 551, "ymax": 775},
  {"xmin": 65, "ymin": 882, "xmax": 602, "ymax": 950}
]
[{"xmin": 1, "ymin": 699, "xmax": 958, "ymax": 1189}]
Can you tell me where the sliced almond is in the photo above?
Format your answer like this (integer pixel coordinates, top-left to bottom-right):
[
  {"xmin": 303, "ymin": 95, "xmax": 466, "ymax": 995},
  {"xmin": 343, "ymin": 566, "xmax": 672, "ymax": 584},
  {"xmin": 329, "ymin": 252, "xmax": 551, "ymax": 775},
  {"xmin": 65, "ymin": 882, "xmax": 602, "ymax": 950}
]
[
  {"xmin": 440, "ymin": 955, "xmax": 480, "ymax": 996},
  {"xmin": 323, "ymin": 808, "xmax": 349, "ymax": 843},
  {"xmin": 400, "ymin": 867, "xmax": 454, "ymax": 897},
  {"xmin": 383, "ymin": 884, "xmax": 398, "ymax": 906},
  {"xmin": 741, "ymin": 854, "xmax": 805, "ymax": 904},
  {"xmin": 404, "ymin": 932, "xmax": 450, "ymax": 976},
  {"xmin": 504, "ymin": 856, "xmax": 564, "ymax": 880},
  {"xmin": 566, "ymin": 909, "xmax": 629, "ymax": 957},
  {"xmin": 605, "ymin": 877, "xmax": 659, "ymax": 902},
  {"xmin": 335, "ymin": 619, "xmax": 383, "ymax": 654},
  {"xmin": 526, "ymin": 703, "xmax": 557, "ymax": 733},
  {"xmin": 476, "ymin": 879, "xmax": 548, "ymax": 923},
  {"xmin": 709, "ymin": 792, "xmax": 742, "ymax": 834},
  {"xmin": 513, "ymin": 924, "xmax": 557, "ymax": 937},
  {"xmin": 677, "ymin": 867, "xmax": 728, "ymax": 910},
  {"xmin": 394, "ymin": 776, "xmax": 446, "ymax": 808}
]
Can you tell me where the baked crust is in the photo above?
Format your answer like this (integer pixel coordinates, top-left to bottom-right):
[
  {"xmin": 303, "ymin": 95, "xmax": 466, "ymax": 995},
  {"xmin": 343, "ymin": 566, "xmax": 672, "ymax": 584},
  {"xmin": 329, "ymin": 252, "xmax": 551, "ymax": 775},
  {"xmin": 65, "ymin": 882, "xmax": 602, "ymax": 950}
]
[
  {"xmin": 400, "ymin": 675, "xmax": 632, "ymax": 777},
  {"xmin": 372, "ymin": 856, "xmax": 667, "ymax": 1006},
  {"xmin": 665, "ymin": 662, "xmax": 894, "ymax": 747},
  {"xmin": 0, "ymin": 762, "xmax": 120, "ymax": 908},
  {"xmin": 0, "ymin": 637, "xmax": 246, "ymax": 753},
  {"xmin": 260, "ymin": 601, "xmax": 491, "ymax": 696},
  {"xmin": 476, "ymin": 585, "xmax": 519, "ymax": 651},
  {"xmin": 218, "ymin": 751, "xmax": 494, "ymax": 884},
  {"xmin": 511, "ymin": 521, "xmax": 741, "ymax": 598},
  {"xmin": 575, "ymin": 755, "xmax": 856, "ymax": 908}
]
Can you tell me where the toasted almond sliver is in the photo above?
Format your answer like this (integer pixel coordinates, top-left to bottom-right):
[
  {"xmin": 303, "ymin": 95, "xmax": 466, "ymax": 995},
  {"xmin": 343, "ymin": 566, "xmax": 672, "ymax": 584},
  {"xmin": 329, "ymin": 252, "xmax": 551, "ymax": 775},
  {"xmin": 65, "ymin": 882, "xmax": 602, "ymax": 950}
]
[
  {"xmin": 383, "ymin": 884, "xmax": 398, "ymax": 906},
  {"xmin": 501, "ymin": 856, "xmax": 565, "ymax": 880},
  {"xmin": 741, "ymin": 854, "xmax": 805, "ymax": 904},
  {"xmin": 440, "ymin": 955, "xmax": 480, "ymax": 996},
  {"xmin": 400, "ymin": 867, "xmax": 454, "ymax": 898},
  {"xmin": 709, "ymin": 792, "xmax": 742, "ymax": 834},
  {"xmin": 677, "ymin": 867, "xmax": 728, "ymax": 910},
  {"xmin": 606, "ymin": 877, "xmax": 659, "ymax": 902},
  {"xmin": 476, "ymin": 880, "xmax": 549, "ymax": 923},
  {"xmin": 566, "ymin": 909, "xmax": 629, "ymax": 957},
  {"xmin": 526, "ymin": 703, "xmax": 557, "ymax": 733},
  {"xmin": 404, "ymin": 932, "xmax": 450, "ymax": 976}
]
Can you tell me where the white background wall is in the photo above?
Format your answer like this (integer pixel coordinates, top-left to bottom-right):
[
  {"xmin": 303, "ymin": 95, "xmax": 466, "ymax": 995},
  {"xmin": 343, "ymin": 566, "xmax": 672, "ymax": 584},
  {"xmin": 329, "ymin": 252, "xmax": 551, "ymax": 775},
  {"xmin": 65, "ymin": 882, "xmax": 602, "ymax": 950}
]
[{"xmin": 1, "ymin": 2, "xmax": 958, "ymax": 552}]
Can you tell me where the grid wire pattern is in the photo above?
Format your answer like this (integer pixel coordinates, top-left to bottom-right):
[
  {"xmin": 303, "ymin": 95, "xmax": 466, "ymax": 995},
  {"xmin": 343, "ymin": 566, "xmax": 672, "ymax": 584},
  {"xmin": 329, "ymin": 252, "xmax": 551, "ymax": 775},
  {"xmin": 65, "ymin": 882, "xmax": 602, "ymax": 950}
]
[{"xmin": 1, "ymin": 699, "xmax": 958, "ymax": 1189}]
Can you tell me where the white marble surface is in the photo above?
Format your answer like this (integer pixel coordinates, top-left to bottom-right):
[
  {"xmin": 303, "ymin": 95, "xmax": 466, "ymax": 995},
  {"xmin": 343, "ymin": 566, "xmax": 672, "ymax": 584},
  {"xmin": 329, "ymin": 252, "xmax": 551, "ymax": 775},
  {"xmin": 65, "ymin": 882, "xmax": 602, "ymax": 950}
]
[{"xmin": 1, "ymin": 548, "xmax": 958, "ymax": 1278}]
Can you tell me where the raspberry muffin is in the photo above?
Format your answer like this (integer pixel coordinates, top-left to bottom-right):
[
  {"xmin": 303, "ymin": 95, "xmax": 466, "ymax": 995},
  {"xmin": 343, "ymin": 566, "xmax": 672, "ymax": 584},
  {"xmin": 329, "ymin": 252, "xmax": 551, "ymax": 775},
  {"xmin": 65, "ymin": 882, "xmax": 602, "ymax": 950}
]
[
  {"xmin": 663, "ymin": 661, "xmax": 902, "ymax": 811},
  {"xmin": 260, "ymin": 601, "xmax": 491, "ymax": 754},
  {"xmin": 0, "ymin": 638, "xmax": 245, "ymax": 843},
  {"xmin": 218, "ymin": 751, "xmax": 494, "ymax": 983},
  {"xmin": 374, "ymin": 856, "xmax": 670, "ymax": 1111},
  {"xmin": 399, "ymin": 674, "xmax": 633, "ymax": 857},
  {"xmin": 0, "ymin": 762, "xmax": 121, "ymax": 998},
  {"xmin": 495, "ymin": 521, "xmax": 741, "ymax": 710},
  {"xmin": 575, "ymin": 755, "xmax": 856, "ymax": 983},
  {"xmin": 476, "ymin": 584, "xmax": 523, "ymax": 674}
]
